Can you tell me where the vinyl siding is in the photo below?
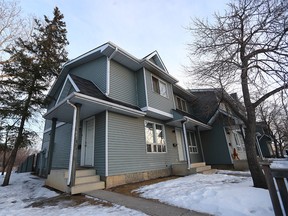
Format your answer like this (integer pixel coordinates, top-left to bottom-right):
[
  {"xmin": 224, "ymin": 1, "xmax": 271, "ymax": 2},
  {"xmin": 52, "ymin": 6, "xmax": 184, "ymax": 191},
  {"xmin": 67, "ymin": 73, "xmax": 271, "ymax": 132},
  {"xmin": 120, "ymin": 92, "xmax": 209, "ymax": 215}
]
[
  {"xmin": 145, "ymin": 69, "xmax": 174, "ymax": 114},
  {"xmin": 109, "ymin": 60, "xmax": 137, "ymax": 105},
  {"xmin": 94, "ymin": 112, "xmax": 106, "ymax": 176},
  {"xmin": 51, "ymin": 123, "xmax": 72, "ymax": 169},
  {"xmin": 136, "ymin": 69, "xmax": 147, "ymax": 108},
  {"xmin": 107, "ymin": 112, "xmax": 178, "ymax": 176},
  {"xmin": 201, "ymin": 118, "xmax": 232, "ymax": 165},
  {"xmin": 70, "ymin": 56, "xmax": 107, "ymax": 93}
]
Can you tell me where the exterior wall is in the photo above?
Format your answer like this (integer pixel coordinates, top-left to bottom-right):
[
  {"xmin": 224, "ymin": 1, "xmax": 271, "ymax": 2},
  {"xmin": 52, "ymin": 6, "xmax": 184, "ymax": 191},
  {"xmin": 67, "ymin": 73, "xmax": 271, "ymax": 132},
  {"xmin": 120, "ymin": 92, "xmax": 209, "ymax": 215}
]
[
  {"xmin": 51, "ymin": 123, "xmax": 72, "ymax": 169},
  {"xmin": 109, "ymin": 60, "xmax": 137, "ymax": 105},
  {"xmin": 136, "ymin": 68, "xmax": 147, "ymax": 108},
  {"xmin": 94, "ymin": 112, "xmax": 106, "ymax": 176},
  {"xmin": 70, "ymin": 56, "xmax": 107, "ymax": 93},
  {"xmin": 107, "ymin": 112, "xmax": 178, "ymax": 176},
  {"xmin": 145, "ymin": 69, "xmax": 174, "ymax": 114},
  {"xmin": 201, "ymin": 118, "xmax": 232, "ymax": 165}
]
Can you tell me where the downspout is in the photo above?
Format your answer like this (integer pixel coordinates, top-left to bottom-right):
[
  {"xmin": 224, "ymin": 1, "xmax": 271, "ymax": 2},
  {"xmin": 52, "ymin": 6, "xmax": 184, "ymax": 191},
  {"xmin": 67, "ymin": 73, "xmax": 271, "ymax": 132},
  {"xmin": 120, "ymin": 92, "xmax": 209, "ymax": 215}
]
[
  {"xmin": 67, "ymin": 100, "xmax": 81, "ymax": 187},
  {"xmin": 106, "ymin": 47, "xmax": 118, "ymax": 96},
  {"xmin": 182, "ymin": 118, "xmax": 191, "ymax": 169}
]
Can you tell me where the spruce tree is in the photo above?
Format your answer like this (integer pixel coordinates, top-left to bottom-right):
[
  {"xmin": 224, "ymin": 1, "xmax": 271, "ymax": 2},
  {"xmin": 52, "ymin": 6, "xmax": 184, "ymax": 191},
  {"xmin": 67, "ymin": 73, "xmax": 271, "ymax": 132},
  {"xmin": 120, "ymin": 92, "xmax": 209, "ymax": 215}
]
[{"xmin": 1, "ymin": 7, "xmax": 68, "ymax": 186}]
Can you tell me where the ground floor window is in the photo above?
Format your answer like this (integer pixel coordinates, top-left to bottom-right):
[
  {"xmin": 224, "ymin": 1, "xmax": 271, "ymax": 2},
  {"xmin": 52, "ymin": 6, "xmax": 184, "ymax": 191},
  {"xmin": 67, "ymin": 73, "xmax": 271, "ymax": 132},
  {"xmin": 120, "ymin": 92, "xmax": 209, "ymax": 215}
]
[
  {"xmin": 232, "ymin": 130, "xmax": 245, "ymax": 151},
  {"xmin": 145, "ymin": 121, "xmax": 166, "ymax": 153},
  {"xmin": 187, "ymin": 131, "xmax": 198, "ymax": 153}
]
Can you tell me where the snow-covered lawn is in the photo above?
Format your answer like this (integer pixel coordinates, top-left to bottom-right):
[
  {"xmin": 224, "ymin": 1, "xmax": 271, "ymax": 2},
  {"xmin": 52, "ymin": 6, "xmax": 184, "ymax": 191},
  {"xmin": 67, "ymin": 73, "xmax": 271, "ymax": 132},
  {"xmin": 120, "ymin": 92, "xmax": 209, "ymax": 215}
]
[
  {"xmin": 135, "ymin": 170, "xmax": 274, "ymax": 216},
  {"xmin": 0, "ymin": 170, "xmax": 278, "ymax": 216},
  {"xmin": 0, "ymin": 173, "xmax": 146, "ymax": 216}
]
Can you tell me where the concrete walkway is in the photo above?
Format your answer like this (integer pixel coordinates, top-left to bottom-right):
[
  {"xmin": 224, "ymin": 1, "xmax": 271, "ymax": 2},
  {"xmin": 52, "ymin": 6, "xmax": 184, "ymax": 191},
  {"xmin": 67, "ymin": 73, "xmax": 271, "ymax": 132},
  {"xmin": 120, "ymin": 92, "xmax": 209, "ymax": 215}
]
[{"xmin": 86, "ymin": 190, "xmax": 211, "ymax": 216}]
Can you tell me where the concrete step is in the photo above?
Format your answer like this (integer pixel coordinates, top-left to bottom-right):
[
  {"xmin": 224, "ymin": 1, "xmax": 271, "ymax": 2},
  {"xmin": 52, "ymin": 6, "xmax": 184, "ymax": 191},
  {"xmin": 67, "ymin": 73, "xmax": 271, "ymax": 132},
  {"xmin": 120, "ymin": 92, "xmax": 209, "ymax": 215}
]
[
  {"xmin": 75, "ymin": 175, "xmax": 100, "ymax": 185},
  {"xmin": 202, "ymin": 169, "xmax": 217, "ymax": 174},
  {"xmin": 191, "ymin": 162, "xmax": 206, "ymax": 168},
  {"xmin": 196, "ymin": 165, "xmax": 211, "ymax": 173},
  {"xmin": 71, "ymin": 181, "xmax": 105, "ymax": 195},
  {"xmin": 64, "ymin": 169, "xmax": 96, "ymax": 178}
]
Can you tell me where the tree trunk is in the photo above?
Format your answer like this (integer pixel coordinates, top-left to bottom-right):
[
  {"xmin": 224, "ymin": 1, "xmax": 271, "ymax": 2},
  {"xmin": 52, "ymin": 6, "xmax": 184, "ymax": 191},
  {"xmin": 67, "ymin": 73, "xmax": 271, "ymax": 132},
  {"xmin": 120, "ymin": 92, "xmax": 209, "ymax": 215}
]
[{"xmin": 2, "ymin": 77, "xmax": 35, "ymax": 186}]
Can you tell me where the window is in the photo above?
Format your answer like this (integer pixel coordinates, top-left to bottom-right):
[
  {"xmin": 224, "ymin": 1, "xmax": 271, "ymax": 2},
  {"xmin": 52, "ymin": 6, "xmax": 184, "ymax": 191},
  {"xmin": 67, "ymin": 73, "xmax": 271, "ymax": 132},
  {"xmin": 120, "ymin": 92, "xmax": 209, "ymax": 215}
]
[
  {"xmin": 176, "ymin": 96, "xmax": 187, "ymax": 112},
  {"xmin": 145, "ymin": 121, "xmax": 166, "ymax": 153},
  {"xmin": 152, "ymin": 76, "xmax": 168, "ymax": 98},
  {"xmin": 187, "ymin": 131, "xmax": 198, "ymax": 153}
]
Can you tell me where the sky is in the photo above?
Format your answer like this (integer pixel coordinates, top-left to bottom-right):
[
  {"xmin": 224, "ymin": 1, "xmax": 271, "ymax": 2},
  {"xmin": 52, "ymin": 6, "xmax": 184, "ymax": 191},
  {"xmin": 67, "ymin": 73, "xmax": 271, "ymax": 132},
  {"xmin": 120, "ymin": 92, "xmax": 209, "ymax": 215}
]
[{"xmin": 19, "ymin": 0, "xmax": 229, "ymax": 87}]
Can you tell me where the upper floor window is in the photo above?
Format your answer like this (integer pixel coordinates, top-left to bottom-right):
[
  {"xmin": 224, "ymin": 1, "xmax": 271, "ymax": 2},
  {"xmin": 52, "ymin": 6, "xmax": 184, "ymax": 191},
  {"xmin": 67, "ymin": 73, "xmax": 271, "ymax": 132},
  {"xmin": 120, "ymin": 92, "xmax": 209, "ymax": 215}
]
[
  {"xmin": 187, "ymin": 131, "xmax": 198, "ymax": 153},
  {"xmin": 176, "ymin": 96, "xmax": 187, "ymax": 112},
  {"xmin": 152, "ymin": 76, "xmax": 168, "ymax": 98},
  {"xmin": 145, "ymin": 121, "xmax": 166, "ymax": 153}
]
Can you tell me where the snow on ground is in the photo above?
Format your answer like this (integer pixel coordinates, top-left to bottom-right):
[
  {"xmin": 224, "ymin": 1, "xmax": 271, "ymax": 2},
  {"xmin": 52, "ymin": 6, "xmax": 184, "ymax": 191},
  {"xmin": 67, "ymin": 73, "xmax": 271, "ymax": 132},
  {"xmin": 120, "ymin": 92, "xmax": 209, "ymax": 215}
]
[
  {"xmin": 135, "ymin": 172, "xmax": 274, "ymax": 216},
  {"xmin": 0, "ymin": 173, "xmax": 146, "ymax": 216}
]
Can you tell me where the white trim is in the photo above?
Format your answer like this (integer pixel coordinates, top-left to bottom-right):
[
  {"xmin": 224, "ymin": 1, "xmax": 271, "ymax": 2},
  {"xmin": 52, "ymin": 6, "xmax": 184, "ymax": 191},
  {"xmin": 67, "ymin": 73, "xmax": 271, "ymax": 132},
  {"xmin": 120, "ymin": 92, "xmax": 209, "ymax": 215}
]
[
  {"xmin": 184, "ymin": 116, "xmax": 212, "ymax": 130},
  {"xmin": 44, "ymin": 92, "xmax": 146, "ymax": 119},
  {"xmin": 43, "ymin": 122, "xmax": 66, "ymax": 133},
  {"xmin": 141, "ymin": 106, "xmax": 173, "ymax": 118},
  {"xmin": 56, "ymin": 75, "xmax": 80, "ymax": 105},
  {"xmin": 105, "ymin": 110, "xmax": 108, "ymax": 176},
  {"xmin": 144, "ymin": 51, "xmax": 168, "ymax": 73},
  {"xmin": 143, "ymin": 68, "xmax": 149, "ymax": 107},
  {"xmin": 106, "ymin": 56, "xmax": 110, "ymax": 96},
  {"xmin": 175, "ymin": 96, "xmax": 187, "ymax": 112},
  {"xmin": 81, "ymin": 116, "xmax": 95, "ymax": 166},
  {"xmin": 65, "ymin": 43, "xmax": 109, "ymax": 67}
]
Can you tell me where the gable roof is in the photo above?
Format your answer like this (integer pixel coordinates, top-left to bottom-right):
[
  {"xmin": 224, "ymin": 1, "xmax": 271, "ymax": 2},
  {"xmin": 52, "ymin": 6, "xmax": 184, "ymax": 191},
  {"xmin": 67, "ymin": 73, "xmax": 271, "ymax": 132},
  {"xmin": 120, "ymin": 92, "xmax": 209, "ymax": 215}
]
[
  {"xmin": 48, "ymin": 42, "xmax": 178, "ymax": 99},
  {"xmin": 69, "ymin": 74, "xmax": 141, "ymax": 111}
]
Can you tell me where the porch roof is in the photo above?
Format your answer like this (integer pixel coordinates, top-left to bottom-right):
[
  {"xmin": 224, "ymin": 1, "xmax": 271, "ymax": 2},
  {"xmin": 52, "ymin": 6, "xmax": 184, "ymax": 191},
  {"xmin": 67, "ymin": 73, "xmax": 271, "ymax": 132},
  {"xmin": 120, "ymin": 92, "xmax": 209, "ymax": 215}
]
[
  {"xmin": 167, "ymin": 109, "xmax": 212, "ymax": 131},
  {"xmin": 43, "ymin": 92, "xmax": 146, "ymax": 123}
]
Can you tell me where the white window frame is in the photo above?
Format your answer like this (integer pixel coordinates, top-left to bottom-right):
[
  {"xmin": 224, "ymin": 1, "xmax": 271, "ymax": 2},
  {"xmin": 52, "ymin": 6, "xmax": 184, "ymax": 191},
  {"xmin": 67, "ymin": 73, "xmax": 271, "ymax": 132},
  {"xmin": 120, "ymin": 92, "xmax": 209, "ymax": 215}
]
[
  {"xmin": 145, "ymin": 121, "xmax": 167, "ymax": 153},
  {"xmin": 151, "ymin": 75, "xmax": 168, "ymax": 98},
  {"xmin": 187, "ymin": 131, "xmax": 198, "ymax": 153},
  {"xmin": 232, "ymin": 130, "xmax": 245, "ymax": 151},
  {"xmin": 176, "ymin": 96, "xmax": 187, "ymax": 112}
]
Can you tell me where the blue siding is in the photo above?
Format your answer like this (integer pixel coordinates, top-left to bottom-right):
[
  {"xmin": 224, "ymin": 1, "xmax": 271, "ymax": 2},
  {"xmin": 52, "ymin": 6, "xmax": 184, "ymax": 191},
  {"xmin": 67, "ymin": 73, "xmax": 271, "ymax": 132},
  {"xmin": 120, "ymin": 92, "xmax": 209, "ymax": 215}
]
[
  {"xmin": 51, "ymin": 123, "xmax": 72, "ymax": 169},
  {"xmin": 70, "ymin": 56, "xmax": 107, "ymax": 93},
  {"xmin": 107, "ymin": 112, "xmax": 178, "ymax": 176},
  {"xmin": 136, "ymin": 69, "xmax": 147, "ymax": 108},
  {"xmin": 145, "ymin": 69, "xmax": 174, "ymax": 114},
  {"xmin": 201, "ymin": 118, "xmax": 232, "ymax": 165},
  {"xmin": 94, "ymin": 112, "xmax": 106, "ymax": 176},
  {"xmin": 109, "ymin": 60, "xmax": 137, "ymax": 105}
]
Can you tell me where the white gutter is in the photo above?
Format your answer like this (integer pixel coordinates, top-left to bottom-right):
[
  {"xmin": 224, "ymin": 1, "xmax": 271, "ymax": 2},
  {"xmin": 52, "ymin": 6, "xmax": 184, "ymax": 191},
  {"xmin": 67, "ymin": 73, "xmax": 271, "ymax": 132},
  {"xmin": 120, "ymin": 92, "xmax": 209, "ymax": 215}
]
[
  {"xmin": 106, "ymin": 47, "xmax": 118, "ymax": 96},
  {"xmin": 66, "ymin": 100, "xmax": 77, "ymax": 186},
  {"xmin": 182, "ymin": 118, "xmax": 191, "ymax": 169}
]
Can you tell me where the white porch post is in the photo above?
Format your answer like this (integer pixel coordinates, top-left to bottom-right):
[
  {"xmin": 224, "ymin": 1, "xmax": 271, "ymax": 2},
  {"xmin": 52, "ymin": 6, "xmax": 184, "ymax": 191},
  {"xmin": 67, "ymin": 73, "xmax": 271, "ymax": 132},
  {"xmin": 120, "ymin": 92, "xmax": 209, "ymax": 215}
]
[
  {"xmin": 182, "ymin": 119, "xmax": 191, "ymax": 169},
  {"xmin": 67, "ymin": 102, "xmax": 82, "ymax": 187}
]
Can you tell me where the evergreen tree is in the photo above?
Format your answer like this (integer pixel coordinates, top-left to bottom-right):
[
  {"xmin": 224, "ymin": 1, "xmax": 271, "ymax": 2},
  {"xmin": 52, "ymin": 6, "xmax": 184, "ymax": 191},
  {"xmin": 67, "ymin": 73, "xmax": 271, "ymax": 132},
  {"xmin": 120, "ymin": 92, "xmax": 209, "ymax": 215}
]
[{"xmin": 1, "ymin": 7, "xmax": 68, "ymax": 186}]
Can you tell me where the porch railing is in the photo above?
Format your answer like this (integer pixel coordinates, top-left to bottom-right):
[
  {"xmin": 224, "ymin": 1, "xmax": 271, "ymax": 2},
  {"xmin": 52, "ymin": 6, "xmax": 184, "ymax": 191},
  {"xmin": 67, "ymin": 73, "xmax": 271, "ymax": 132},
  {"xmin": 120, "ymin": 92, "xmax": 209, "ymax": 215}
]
[{"xmin": 261, "ymin": 161, "xmax": 288, "ymax": 216}]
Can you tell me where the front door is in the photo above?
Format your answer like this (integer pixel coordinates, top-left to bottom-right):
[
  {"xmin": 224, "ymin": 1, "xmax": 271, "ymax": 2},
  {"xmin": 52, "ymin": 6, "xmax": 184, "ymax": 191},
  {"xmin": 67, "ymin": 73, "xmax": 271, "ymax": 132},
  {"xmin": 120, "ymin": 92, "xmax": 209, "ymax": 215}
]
[
  {"xmin": 175, "ymin": 128, "xmax": 185, "ymax": 161},
  {"xmin": 81, "ymin": 117, "xmax": 95, "ymax": 166}
]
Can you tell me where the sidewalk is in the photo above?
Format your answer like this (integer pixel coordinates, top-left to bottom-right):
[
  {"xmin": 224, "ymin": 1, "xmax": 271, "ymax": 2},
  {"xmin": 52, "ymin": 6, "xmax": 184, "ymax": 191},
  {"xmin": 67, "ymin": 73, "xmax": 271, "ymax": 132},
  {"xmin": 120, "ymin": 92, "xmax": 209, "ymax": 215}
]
[{"xmin": 86, "ymin": 190, "xmax": 211, "ymax": 216}]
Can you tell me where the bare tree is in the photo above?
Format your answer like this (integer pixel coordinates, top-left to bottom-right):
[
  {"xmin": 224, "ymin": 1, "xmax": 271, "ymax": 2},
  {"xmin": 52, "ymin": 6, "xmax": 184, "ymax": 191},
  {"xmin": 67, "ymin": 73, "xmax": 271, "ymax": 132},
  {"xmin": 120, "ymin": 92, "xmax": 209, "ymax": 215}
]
[
  {"xmin": 0, "ymin": 0, "xmax": 30, "ymax": 66},
  {"xmin": 187, "ymin": 0, "xmax": 288, "ymax": 189}
]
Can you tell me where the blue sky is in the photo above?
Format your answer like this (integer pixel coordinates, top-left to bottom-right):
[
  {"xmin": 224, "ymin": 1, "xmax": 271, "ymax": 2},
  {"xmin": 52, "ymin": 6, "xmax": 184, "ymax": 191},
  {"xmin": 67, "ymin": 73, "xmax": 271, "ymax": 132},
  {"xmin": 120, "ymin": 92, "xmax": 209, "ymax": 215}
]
[{"xmin": 19, "ymin": 0, "xmax": 229, "ymax": 86}]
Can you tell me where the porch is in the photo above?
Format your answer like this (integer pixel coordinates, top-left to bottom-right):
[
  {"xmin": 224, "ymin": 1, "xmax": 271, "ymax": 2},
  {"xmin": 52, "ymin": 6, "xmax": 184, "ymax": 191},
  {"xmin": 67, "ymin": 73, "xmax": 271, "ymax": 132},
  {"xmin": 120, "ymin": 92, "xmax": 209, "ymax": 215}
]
[
  {"xmin": 45, "ymin": 169, "xmax": 105, "ymax": 194},
  {"xmin": 172, "ymin": 162, "xmax": 217, "ymax": 176}
]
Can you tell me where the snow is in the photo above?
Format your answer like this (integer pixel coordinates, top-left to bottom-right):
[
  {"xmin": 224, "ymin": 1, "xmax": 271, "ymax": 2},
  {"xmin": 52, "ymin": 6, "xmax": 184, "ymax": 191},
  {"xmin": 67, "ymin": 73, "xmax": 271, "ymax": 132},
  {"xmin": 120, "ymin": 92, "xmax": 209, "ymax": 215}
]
[
  {"xmin": 1, "ymin": 171, "xmax": 275, "ymax": 216},
  {"xmin": 270, "ymin": 159, "xmax": 288, "ymax": 169},
  {"xmin": 135, "ymin": 172, "xmax": 274, "ymax": 216},
  {"xmin": 0, "ymin": 173, "xmax": 146, "ymax": 216}
]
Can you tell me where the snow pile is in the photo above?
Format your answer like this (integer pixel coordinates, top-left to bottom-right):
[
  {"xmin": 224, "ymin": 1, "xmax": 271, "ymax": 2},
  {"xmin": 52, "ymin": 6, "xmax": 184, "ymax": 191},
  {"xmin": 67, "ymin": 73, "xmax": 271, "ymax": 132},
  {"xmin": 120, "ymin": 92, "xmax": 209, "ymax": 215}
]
[
  {"xmin": 135, "ymin": 173, "xmax": 274, "ymax": 216},
  {"xmin": 0, "ymin": 173, "xmax": 146, "ymax": 216}
]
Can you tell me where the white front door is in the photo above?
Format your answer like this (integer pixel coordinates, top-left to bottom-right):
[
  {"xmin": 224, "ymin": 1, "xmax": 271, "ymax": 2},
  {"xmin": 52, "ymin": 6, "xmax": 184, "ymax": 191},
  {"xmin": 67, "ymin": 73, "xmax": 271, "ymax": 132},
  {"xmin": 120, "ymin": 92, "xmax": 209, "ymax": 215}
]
[
  {"xmin": 81, "ymin": 117, "xmax": 95, "ymax": 166},
  {"xmin": 175, "ymin": 128, "xmax": 185, "ymax": 161}
]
